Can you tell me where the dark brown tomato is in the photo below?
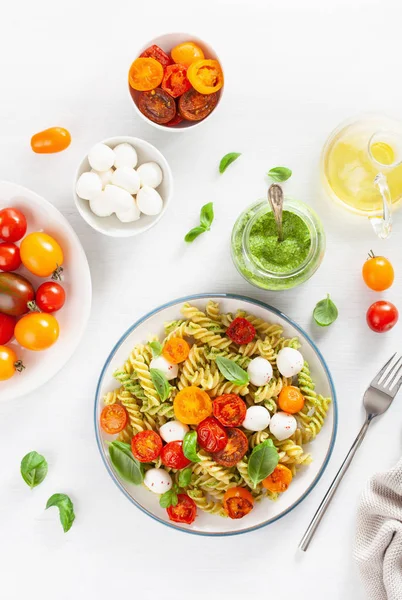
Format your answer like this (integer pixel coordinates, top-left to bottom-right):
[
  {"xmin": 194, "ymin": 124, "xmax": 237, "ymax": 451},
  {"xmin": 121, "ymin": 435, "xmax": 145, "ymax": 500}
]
[
  {"xmin": 178, "ymin": 89, "xmax": 218, "ymax": 121},
  {"xmin": 138, "ymin": 88, "xmax": 176, "ymax": 124},
  {"xmin": 0, "ymin": 272, "xmax": 35, "ymax": 316},
  {"xmin": 211, "ymin": 428, "xmax": 248, "ymax": 467}
]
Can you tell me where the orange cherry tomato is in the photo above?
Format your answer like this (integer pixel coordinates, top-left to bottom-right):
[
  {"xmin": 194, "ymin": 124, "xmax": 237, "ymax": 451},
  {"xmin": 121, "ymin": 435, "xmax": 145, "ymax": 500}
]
[
  {"xmin": 162, "ymin": 337, "xmax": 190, "ymax": 364},
  {"xmin": 262, "ymin": 464, "xmax": 293, "ymax": 493},
  {"xmin": 278, "ymin": 386, "xmax": 305, "ymax": 414},
  {"xmin": 173, "ymin": 386, "xmax": 212, "ymax": 424},
  {"xmin": 187, "ymin": 59, "xmax": 224, "ymax": 94},
  {"xmin": 223, "ymin": 487, "xmax": 254, "ymax": 519},
  {"xmin": 20, "ymin": 232, "xmax": 64, "ymax": 278},
  {"xmin": 31, "ymin": 127, "xmax": 71, "ymax": 154},
  {"xmin": 362, "ymin": 252, "xmax": 394, "ymax": 291},
  {"xmin": 128, "ymin": 57, "xmax": 164, "ymax": 91},
  {"xmin": 15, "ymin": 312, "xmax": 59, "ymax": 351},
  {"xmin": 131, "ymin": 430, "xmax": 163, "ymax": 463},
  {"xmin": 100, "ymin": 404, "xmax": 128, "ymax": 435},
  {"xmin": 0, "ymin": 345, "xmax": 24, "ymax": 381},
  {"xmin": 171, "ymin": 42, "xmax": 205, "ymax": 67}
]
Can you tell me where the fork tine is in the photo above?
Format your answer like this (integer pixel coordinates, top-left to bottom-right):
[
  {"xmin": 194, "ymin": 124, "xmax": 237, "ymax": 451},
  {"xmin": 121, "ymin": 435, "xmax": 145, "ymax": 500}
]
[
  {"xmin": 388, "ymin": 360, "xmax": 402, "ymax": 390},
  {"xmin": 383, "ymin": 356, "xmax": 402, "ymax": 388},
  {"xmin": 372, "ymin": 352, "xmax": 397, "ymax": 385}
]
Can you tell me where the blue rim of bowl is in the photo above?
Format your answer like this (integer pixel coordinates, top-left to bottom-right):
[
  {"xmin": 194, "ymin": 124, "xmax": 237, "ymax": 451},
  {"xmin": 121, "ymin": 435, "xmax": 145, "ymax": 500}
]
[{"xmin": 94, "ymin": 293, "xmax": 338, "ymax": 536}]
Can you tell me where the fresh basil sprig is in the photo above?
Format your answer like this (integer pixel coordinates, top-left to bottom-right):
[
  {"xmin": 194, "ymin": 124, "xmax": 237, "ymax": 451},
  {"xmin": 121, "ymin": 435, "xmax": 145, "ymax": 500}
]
[
  {"xmin": 268, "ymin": 166, "xmax": 292, "ymax": 183},
  {"xmin": 216, "ymin": 356, "xmax": 249, "ymax": 386},
  {"xmin": 160, "ymin": 485, "xmax": 179, "ymax": 508},
  {"xmin": 219, "ymin": 152, "xmax": 241, "ymax": 174},
  {"xmin": 150, "ymin": 368, "xmax": 171, "ymax": 401},
  {"xmin": 108, "ymin": 441, "xmax": 144, "ymax": 485},
  {"xmin": 247, "ymin": 439, "xmax": 279, "ymax": 487},
  {"xmin": 178, "ymin": 466, "xmax": 193, "ymax": 488},
  {"xmin": 20, "ymin": 451, "xmax": 48, "ymax": 489},
  {"xmin": 46, "ymin": 493, "xmax": 75, "ymax": 533},
  {"xmin": 182, "ymin": 431, "xmax": 201, "ymax": 463},
  {"xmin": 149, "ymin": 340, "xmax": 163, "ymax": 358},
  {"xmin": 313, "ymin": 294, "xmax": 338, "ymax": 327},
  {"xmin": 184, "ymin": 202, "xmax": 214, "ymax": 243}
]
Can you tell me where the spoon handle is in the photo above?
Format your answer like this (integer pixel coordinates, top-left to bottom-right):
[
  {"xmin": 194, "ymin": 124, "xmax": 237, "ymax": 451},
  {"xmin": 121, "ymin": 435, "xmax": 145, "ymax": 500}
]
[{"xmin": 268, "ymin": 184, "xmax": 284, "ymax": 242}]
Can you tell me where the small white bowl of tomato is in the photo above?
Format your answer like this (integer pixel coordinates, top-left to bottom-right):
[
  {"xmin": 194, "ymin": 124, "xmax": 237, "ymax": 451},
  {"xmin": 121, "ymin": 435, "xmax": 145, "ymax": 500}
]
[{"xmin": 128, "ymin": 33, "xmax": 224, "ymax": 131}]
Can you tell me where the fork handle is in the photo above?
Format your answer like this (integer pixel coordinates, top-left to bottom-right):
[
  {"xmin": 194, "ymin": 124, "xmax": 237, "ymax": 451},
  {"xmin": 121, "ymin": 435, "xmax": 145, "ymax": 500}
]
[{"xmin": 299, "ymin": 416, "xmax": 373, "ymax": 552}]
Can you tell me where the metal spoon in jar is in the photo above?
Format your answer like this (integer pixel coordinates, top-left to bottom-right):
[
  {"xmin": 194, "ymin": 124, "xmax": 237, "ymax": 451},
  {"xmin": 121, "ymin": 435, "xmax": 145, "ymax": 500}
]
[{"xmin": 268, "ymin": 183, "xmax": 284, "ymax": 242}]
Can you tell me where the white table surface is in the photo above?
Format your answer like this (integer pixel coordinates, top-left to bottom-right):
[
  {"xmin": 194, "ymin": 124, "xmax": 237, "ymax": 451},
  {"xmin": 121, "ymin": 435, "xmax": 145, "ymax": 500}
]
[{"xmin": 1, "ymin": 0, "xmax": 402, "ymax": 598}]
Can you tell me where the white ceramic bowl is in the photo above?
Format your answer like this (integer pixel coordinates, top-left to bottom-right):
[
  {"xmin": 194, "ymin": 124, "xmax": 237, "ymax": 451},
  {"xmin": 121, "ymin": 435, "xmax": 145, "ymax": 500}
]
[
  {"xmin": 74, "ymin": 136, "xmax": 173, "ymax": 237},
  {"xmin": 95, "ymin": 294, "xmax": 337, "ymax": 536},
  {"xmin": 0, "ymin": 181, "xmax": 92, "ymax": 401},
  {"xmin": 129, "ymin": 33, "xmax": 224, "ymax": 132}
]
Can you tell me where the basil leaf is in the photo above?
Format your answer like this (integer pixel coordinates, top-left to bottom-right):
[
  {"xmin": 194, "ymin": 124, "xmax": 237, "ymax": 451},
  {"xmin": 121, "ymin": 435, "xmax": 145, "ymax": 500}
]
[
  {"xmin": 200, "ymin": 202, "xmax": 214, "ymax": 230},
  {"xmin": 216, "ymin": 356, "xmax": 249, "ymax": 385},
  {"xmin": 247, "ymin": 440, "xmax": 279, "ymax": 487},
  {"xmin": 178, "ymin": 466, "xmax": 193, "ymax": 488},
  {"xmin": 108, "ymin": 441, "xmax": 144, "ymax": 485},
  {"xmin": 184, "ymin": 226, "xmax": 207, "ymax": 243},
  {"xmin": 268, "ymin": 166, "xmax": 292, "ymax": 183},
  {"xmin": 20, "ymin": 451, "xmax": 48, "ymax": 489},
  {"xmin": 313, "ymin": 294, "xmax": 338, "ymax": 327},
  {"xmin": 46, "ymin": 493, "xmax": 75, "ymax": 533},
  {"xmin": 219, "ymin": 152, "xmax": 241, "ymax": 174},
  {"xmin": 149, "ymin": 368, "xmax": 171, "ymax": 401},
  {"xmin": 183, "ymin": 431, "xmax": 201, "ymax": 463},
  {"xmin": 159, "ymin": 488, "xmax": 178, "ymax": 508},
  {"xmin": 149, "ymin": 340, "xmax": 163, "ymax": 358}
]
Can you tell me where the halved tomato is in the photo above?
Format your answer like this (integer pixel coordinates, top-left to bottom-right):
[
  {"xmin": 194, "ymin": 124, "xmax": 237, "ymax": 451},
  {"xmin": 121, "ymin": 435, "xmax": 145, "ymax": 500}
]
[
  {"xmin": 187, "ymin": 59, "xmax": 224, "ymax": 94},
  {"xmin": 178, "ymin": 89, "xmax": 218, "ymax": 121},
  {"xmin": 262, "ymin": 464, "xmax": 293, "ymax": 493},
  {"xmin": 138, "ymin": 88, "xmax": 176, "ymax": 124},
  {"xmin": 197, "ymin": 416, "xmax": 228, "ymax": 453},
  {"xmin": 140, "ymin": 45, "xmax": 172, "ymax": 69},
  {"xmin": 166, "ymin": 113, "xmax": 183, "ymax": 127},
  {"xmin": 131, "ymin": 430, "xmax": 163, "ymax": 463},
  {"xmin": 223, "ymin": 487, "xmax": 254, "ymax": 519},
  {"xmin": 167, "ymin": 494, "xmax": 196, "ymax": 524},
  {"xmin": 174, "ymin": 386, "xmax": 212, "ymax": 424},
  {"xmin": 162, "ymin": 64, "xmax": 191, "ymax": 98},
  {"xmin": 162, "ymin": 337, "xmax": 190, "ymax": 364},
  {"xmin": 171, "ymin": 42, "xmax": 204, "ymax": 67},
  {"xmin": 211, "ymin": 428, "xmax": 248, "ymax": 467},
  {"xmin": 213, "ymin": 394, "xmax": 247, "ymax": 427},
  {"xmin": 161, "ymin": 441, "xmax": 191, "ymax": 469},
  {"xmin": 100, "ymin": 404, "xmax": 128, "ymax": 435},
  {"xmin": 129, "ymin": 57, "xmax": 164, "ymax": 91},
  {"xmin": 226, "ymin": 317, "xmax": 256, "ymax": 345}
]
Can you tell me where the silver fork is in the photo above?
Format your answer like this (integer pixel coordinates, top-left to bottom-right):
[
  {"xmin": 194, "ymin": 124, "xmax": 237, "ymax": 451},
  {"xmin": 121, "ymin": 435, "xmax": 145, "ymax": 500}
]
[{"xmin": 299, "ymin": 353, "xmax": 402, "ymax": 552}]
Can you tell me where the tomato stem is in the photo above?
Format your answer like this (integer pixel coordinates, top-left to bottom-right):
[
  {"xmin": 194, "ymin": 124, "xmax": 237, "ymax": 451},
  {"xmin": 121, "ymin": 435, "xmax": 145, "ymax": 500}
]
[
  {"xmin": 14, "ymin": 360, "xmax": 25, "ymax": 373},
  {"xmin": 368, "ymin": 249, "xmax": 376, "ymax": 259},
  {"xmin": 52, "ymin": 265, "xmax": 63, "ymax": 281},
  {"xmin": 27, "ymin": 301, "xmax": 40, "ymax": 313}
]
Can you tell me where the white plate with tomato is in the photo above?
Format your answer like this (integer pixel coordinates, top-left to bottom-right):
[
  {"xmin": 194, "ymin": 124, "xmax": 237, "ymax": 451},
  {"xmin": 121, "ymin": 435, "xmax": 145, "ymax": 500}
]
[
  {"xmin": 95, "ymin": 294, "xmax": 337, "ymax": 536},
  {"xmin": 0, "ymin": 181, "xmax": 91, "ymax": 400}
]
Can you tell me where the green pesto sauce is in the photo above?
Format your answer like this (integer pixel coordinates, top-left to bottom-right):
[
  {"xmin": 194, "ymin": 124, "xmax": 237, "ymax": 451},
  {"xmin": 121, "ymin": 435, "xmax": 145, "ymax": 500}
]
[{"xmin": 249, "ymin": 211, "xmax": 311, "ymax": 274}]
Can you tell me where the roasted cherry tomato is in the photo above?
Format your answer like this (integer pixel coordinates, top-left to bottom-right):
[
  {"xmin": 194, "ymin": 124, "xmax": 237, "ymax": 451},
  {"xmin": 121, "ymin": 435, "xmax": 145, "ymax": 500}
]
[
  {"xmin": 362, "ymin": 251, "xmax": 394, "ymax": 291},
  {"xmin": 131, "ymin": 430, "xmax": 163, "ymax": 463},
  {"xmin": 129, "ymin": 57, "xmax": 164, "ymax": 92},
  {"xmin": 197, "ymin": 416, "xmax": 228, "ymax": 453},
  {"xmin": 262, "ymin": 464, "xmax": 293, "ymax": 493},
  {"xmin": 171, "ymin": 42, "xmax": 205, "ymax": 67},
  {"xmin": 174, "ymin": 386, "xmax": 213, "ymax": 424},
  {"xmin": 223, "ymin": 487, "xmax": 254, "ymax": 519},
  {"xmin": 31, "ymin": 127, "xmax": 71, "ymax": 154},
  {"xmin": 187, "ymin": 59, "xmax": 224, "ymax": 94},
  {"xmin": 140, "ymin": 44, "xmax": 172, "ymax": 69},
  {"xmin": 35, "ymin": 282, "xmax": 65, "ymax": 313},
  {"xmin": 213, "ymin": 394, "xmax": 247, "ymax": 427},
  {"xmin": 178, "ymin": 89, "xmax": 218, "ymax": 122},
  {"xmin": 161, "ymin": 440, "xmax": 191, "ymax": 469},
  {"xmin": 0, "ymin": 208, "xmax": 27, "ymax": 242},
  {"xmin": 166, "ymin": 113, "xmax": 183, "ymax": 127},
  {"xmin": 0, "ymin": 242, "xmax": 21, "ymax": 272},
  {"xmin": 278, "ymin": 386, "xmax": 305, "ymax": 414},
  {"xmin": 138, "ymin": 88, "xmax": 177, "ymax": 124},
  {"xmin": 0, "ymin": 345, "xmax": 24, "ymax": 381},
  {"xmin": 0, "ymin": 272, "xmax": 35, "ymax": 316},
  {"xmin": 211, "ymin": 428, "xmax": 248, "ymax": 467},
  {"xmin": 226, "ymin": 317, "xmax": 256, "ymax": 345},
  {"xmin": 166, "ymin": 493, "xmax": 197, "ymax": 524},
  {"xmin": 15, "ymin": 312, "xmax": 59, "ymax": 351},
  {"xmin": 100, "ymin": 404, "xmax": 128, "ymax": 435},
  {"xmin": 161, "ymin": 64, "xmax": 191, "ymax": 98},
  {"xmin": 162, "ymin": 337, "xmax": 190, "ymax": 364},
  {"xmin": 366, "ymin": 301, "xmax": 399, "ymax": 333},
  {"xmin": 0, "ymin": 313, "xmax": 16, "ymax": 344},
  {"xmin": 20, "ymin": 232, "xmax": 63, "ymax": 279}
]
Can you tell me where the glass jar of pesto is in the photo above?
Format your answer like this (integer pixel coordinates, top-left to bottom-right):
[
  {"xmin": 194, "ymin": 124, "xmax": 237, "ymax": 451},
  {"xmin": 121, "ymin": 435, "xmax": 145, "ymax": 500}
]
[{"xmin": 231, "ymin": 198, "xmax": 326, "ymax": 291}]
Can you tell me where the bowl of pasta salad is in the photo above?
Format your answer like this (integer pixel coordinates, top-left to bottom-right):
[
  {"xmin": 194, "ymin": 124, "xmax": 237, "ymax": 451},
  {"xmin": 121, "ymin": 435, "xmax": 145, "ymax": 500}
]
[{"xmin": 95, "ymin": 294, "xmax": 337, "ymax": 535}]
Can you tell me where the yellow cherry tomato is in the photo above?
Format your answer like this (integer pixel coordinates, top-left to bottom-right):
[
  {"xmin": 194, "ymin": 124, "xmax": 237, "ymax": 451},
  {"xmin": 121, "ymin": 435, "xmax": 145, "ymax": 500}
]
[
  {"xmin": 171, "ymin": 42, "xmax": 205, "ymax": 67},
  {"xmin": 0, "ymin": 345, "xmax": 24, "ymax": 380},
  {"xmin": 15, "ymin": 313, "xmax": 59, "ymax": 351},
  {"xmin": 174, "ymin": 386, "xmax": 212, "ymax": 424},
  {"xmin": 20, "ymin": 232, "xmax": 63, "ymax": 279},
  {"xmin": 162, "ymin": 337, "xmax": 190, "ymax": 364},
  {"xmin": 31, "ymin": 127, "xmax": 71, "ymax": 154},
  {"xmin": 187, "ymin": 59, "xmax": 224, "ymax": 94}
]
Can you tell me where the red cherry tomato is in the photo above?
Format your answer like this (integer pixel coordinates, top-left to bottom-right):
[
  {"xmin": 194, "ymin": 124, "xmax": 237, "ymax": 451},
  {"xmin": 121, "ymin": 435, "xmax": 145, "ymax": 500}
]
[
  {"xmin": 0, "ymin": 243, "xmax": 21, "ymax": 272},
  {"xmin": 213, "ymin": 394, "xmax": 247, "ymax": 427},
  {"xmin": 366, "ymin": 301, "xmax": 399, "ymax": 333},
  {"xmin": 226, "ymin": 317, "xmax": 256, "ymax": 345},
  {"xmin": 131, "ymin": 430, "xmax": 163, "ymax": 463},
  {"xmin": 166, "ymin": 113, "xmax": 183, "ymax": 127},
  {"xmin": 197, "ymin": 416, "xmax": 228, "ymax": 453},
  {"xmin": 0, "ymin": 313, "xmax": 16, "ymax": 344},
  {"xmin": 140, "ymin": 44, "xmax": 172, "ymax": 69},
  {"xmin": 35, "ymin": 282, "xmax": 66, "ymax": 313},
  {"xmin": 166, "ymin": 493, "xmax": 196, "ymax": 524},
  {"xmin": 162, "ymin": 64, "xmax": 192, "ymax": 98},
  {"xmin": 211, "ymin": 428, "xmax": 249, "ymax": 467},
  {"xmin": 0, "ymin": 208, "xmax": 27, "ymax": 242},
  {"xmin": 160, "ymin": 441, "xmax": 191, "ymax": 469},
  {"xmin": 100, "ymin": 404, "xmax": 128, "ymax": 435}
]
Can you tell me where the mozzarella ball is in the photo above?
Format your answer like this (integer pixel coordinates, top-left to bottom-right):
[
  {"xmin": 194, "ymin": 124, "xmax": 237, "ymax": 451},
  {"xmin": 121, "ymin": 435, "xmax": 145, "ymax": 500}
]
[
  {"xmin": 277, "ymin": 348, "xmax": 304, "ymax": 378},
  {"xmin": 144, "ymin": 468, "xmax": 172, "ymax": 494},
  {"xmin": 247, "ymin": 357, "xmax": 273, "ymax": 387},
  {"xmin": 91, "ymin": 168, "xmax": 114, "ymax": 189},
  {"xmin": 159, "ymin": 420, "xmax": 189, "ymax": 443},
  {"xmin": 116, "ymin": 199, "xmax": 141, "ymax": 223},
  {"xmin": 150, "ymin": 356, "xmax": 178, "ymax": 381},
  {"xmin": 242, "ymin": 406, "xmax": 271, "ymax": 432},
  {"xmin": 88, "ymin": 143, "xmax": 115, "ymax": 172},
  {"xmin": 136, "ymin": 186, "xmax": 163, "ymax": 216},
  {"xmin": 89, "ymin": 190, "xmax": 114, "ymax": 217},
  {"xmin": 103, "ymin": 184, "xmax": 133, "ymax": 211},
  {"xmin": 111, "ymin": 167, "xmax": 141, "ymax": 194},
  {"xmin": 269, "ymin": 412, "xmax": 297, "ymax": 441},
  {"xmin": 113, "ymin": 143, "xmax": 138, "ymax": 169},
  {"xmin": 76, "ymin": 172, "xmax": 102, "ymax": 200},
  {"xmin": 137, "ymin": 162, "xmax": 163, "ymax": 188}
]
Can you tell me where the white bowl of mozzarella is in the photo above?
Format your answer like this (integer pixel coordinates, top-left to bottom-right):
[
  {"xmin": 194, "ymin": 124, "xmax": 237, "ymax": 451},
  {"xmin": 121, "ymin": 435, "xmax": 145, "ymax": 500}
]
[{"xmin": 74, "ymin": 136, "xmax": 173, "ymax": 237}]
